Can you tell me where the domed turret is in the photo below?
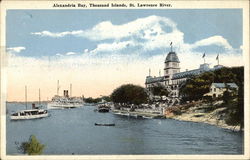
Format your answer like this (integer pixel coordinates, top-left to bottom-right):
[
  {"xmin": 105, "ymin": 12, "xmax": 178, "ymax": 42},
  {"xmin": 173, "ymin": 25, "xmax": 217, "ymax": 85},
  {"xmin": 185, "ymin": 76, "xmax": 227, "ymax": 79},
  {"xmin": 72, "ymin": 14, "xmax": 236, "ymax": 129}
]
[
  {"xmin": 165, "ymin": 52, "xmax": 180, "ymax": 63},
  {"xmin": 164, "ymin": 51, "xmax": 180, "ymax": 78}
]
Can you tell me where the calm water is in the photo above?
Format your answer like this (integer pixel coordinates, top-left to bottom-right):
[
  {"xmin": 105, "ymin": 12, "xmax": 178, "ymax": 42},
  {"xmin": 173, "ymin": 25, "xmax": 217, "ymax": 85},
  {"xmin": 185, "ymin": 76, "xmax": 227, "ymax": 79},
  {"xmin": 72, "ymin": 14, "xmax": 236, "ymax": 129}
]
[{"xmin": 6, "ymin": 102, "xmax": 243, "ymax": 155}]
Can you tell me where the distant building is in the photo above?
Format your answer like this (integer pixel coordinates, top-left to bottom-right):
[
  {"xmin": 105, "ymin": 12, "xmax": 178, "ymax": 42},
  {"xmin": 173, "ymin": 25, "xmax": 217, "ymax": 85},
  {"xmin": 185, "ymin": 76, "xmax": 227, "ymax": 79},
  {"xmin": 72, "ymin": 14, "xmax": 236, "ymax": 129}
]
[
  {"xmin": 145, "ymin": 44, "xmax": 223, "ymax": 99},
  {"xmin": 204, "ymin": 83, "xmax": 238, "ymax": 98}
]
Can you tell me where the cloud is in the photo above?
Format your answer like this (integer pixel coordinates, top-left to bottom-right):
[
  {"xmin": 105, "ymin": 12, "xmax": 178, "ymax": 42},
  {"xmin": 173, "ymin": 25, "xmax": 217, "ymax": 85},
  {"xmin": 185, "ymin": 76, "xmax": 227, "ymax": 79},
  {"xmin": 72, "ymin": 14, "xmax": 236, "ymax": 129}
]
[
  {"xmin": 191, "ymin": 35, "xmax": 233, "ymax": 50},
  {"xmin": 7, "ymin": 46, "xmax": 26, "ymax": 53},
  {"xmin": 84, "ymin": 49, "xmax": 89, "ymax": 53},
  {"xmin": 80, "ymin": 15, "xmax": 177, "ymax": 41},
  {"xmin": 90, "ymin": 40, "xmax": 136, "ymax": 54},
  {"xmin": 65, "ymin": 52, "xmax": 78, "ymax": 55},
  {"xmin": 31, "ymin": 30, "xmax": 84, "ymax": 38},
  {"xmin": 56, "ymin": 53, "xmax": 63, "ymax": 56},
  {"xmin": 30, "ymin": 15, "xmax": 235, "ymax": 56},
  {"xmin": 31, "ymin": 15, "xmax": 177, "ymax": 41}
]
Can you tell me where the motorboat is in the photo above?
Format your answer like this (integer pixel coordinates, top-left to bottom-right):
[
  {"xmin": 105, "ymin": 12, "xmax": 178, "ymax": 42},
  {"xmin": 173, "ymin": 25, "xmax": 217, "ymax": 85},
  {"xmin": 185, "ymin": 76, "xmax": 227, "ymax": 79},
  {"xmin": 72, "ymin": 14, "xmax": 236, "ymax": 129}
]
[
  {"xmin": 97, "ymin": 106, "xmax": 110, "ymax": 112},
  {"xmin": 10, "ymin": 87, "xmax": 48, "ymax": 120},
  {"xmin": 96, "ymin": 103, "xmax": 111, "ymax": 112},
  {"xmin": 10, "ymin": 109, "xmax": 48, "ymax": 120}
]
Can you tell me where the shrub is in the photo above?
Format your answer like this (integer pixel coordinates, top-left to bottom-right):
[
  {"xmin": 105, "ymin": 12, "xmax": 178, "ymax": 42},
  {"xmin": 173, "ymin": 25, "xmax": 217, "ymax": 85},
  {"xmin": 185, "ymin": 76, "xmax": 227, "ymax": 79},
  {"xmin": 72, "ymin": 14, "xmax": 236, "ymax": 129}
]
[{"xmin": 19, "ymin": 135, "xmax": 45, "ymax": 155}]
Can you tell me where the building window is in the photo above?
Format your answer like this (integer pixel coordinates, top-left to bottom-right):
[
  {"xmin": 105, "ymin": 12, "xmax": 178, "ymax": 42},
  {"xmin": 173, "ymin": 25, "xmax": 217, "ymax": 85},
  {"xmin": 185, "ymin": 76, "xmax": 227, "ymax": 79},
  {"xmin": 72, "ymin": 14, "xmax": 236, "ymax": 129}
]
[{"xmin": 214, "ymin": 88, "xmax": 216, "ymax": 92}]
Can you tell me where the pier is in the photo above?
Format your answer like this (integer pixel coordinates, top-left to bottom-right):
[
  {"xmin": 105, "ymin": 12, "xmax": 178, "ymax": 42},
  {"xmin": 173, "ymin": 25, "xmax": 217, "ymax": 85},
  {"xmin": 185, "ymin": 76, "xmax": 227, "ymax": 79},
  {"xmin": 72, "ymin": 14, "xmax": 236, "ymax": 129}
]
[{"xmin": 112, "ymin": 109, "xmax": 165, "ymax": 119}]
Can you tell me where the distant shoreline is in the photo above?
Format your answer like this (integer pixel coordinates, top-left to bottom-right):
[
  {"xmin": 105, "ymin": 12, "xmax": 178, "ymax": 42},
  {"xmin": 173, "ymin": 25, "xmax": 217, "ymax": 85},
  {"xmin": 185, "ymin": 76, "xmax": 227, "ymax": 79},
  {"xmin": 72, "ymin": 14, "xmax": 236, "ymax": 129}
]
[{"xmin": 6, "ymin": 101, "xmax": 49, "ymax": 103}]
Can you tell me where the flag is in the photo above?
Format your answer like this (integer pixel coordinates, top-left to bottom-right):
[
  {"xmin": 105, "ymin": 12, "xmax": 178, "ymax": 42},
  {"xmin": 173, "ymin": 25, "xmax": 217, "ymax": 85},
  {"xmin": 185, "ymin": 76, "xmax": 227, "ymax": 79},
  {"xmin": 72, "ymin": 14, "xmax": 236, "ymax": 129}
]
[
  {"xmin": 202, "ymin": 52, "xmax": 205, "ymax": 58},
  {"xmin": 216, "ymin": 54, "xmax": 219, "ymax": 60}
]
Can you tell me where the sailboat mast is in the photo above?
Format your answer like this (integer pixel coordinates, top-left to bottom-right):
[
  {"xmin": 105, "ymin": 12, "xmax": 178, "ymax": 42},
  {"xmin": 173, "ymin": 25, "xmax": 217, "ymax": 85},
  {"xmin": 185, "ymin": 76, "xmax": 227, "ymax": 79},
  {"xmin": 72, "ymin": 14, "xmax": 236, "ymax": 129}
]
[
  {"xmin": 57, "ymin": 80, "xmax": 59, "ymax": 96},
  {"xmin": 70, "ymin": 83, "xmax": 72, "ymax": 97},
  {"xmin": 39, "ymin": 88, "xmax": 41, "ymax": 105},
  {"xmin": 25, "ymin": 85, "xmax": 27, "ymax": 109}
]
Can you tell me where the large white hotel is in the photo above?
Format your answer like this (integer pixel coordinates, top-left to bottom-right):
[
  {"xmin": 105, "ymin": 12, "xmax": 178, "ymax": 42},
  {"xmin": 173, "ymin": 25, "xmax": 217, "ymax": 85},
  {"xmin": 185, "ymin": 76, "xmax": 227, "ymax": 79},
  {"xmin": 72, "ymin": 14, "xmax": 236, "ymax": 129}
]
[{"xmin": 145, "ymin": 46, "xmax": 223, "ymax": 99}]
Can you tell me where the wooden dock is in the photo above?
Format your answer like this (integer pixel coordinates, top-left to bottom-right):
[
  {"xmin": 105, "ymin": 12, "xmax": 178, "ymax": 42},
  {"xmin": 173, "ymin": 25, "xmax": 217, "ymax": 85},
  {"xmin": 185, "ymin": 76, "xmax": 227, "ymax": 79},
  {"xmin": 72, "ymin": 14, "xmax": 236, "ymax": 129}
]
[{"xmin": 112, "ymin": 109, "xmax": 165, "ymax": 119}]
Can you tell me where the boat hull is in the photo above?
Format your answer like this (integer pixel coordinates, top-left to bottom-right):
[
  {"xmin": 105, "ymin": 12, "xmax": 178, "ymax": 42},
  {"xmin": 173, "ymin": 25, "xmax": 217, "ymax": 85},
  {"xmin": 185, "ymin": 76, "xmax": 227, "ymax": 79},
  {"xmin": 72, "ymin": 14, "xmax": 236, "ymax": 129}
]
[
  {"xmin": 10, "ymin": 113, "xmax": 48, "ymax": 120},
  {"xmin": 47, "ymin": 102, "xmax": 83, "ymax": 109},
  {"xmin": 95, "ymin": 123, "xmax": 115, "ymax": 126}
]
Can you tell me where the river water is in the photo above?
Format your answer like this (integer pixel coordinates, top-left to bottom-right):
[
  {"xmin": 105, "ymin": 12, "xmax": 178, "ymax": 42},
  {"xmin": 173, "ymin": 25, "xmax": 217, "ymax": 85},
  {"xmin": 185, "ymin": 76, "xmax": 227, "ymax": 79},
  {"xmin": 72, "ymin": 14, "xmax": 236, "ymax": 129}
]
[{"xmin": 6, "ymin": 102, "xmax": 243, "ymax": 155}]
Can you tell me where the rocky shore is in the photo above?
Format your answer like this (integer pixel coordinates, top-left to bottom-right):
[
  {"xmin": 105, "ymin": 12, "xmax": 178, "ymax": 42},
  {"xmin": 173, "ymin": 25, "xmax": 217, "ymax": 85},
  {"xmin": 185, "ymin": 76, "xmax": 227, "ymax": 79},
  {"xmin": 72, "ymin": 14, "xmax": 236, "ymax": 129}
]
[{"xmin": 165, "ymin": 101, "xmax": 241, "ymax": 131}]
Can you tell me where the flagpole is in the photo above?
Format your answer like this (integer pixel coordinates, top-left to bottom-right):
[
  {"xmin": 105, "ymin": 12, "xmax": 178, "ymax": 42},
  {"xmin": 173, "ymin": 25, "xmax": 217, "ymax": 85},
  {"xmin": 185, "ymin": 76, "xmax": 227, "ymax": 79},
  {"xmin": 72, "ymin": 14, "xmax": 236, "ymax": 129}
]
[
  {"xmin": 218, "ymin": 54, "xmax": 219, "ymax": 65},
  {"xmin": 170, "ymin": 42, "xmax": 173, "ymax": 52},
  {"xmin": 203, "ymin": 52, "xmax": 206, "ymax": 64},
  {"xmin": 25, "ymin": 85, "xmax": 27, "ymax": 110},
  {"xmin": 216, "ymin": 54, "xmax": 219, "ymax": 65}
]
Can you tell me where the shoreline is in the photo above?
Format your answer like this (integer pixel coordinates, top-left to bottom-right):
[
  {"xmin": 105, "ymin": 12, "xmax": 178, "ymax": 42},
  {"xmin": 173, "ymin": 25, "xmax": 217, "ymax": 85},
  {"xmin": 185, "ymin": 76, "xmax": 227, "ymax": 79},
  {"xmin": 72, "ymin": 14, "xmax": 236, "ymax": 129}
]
[
  {"xmin": 167, "ymin": 114, "xmax": 241, "ymax": 132},
  {"xmin": 165, "ymin": 101, "xmax": 242, "ymax": 132}
]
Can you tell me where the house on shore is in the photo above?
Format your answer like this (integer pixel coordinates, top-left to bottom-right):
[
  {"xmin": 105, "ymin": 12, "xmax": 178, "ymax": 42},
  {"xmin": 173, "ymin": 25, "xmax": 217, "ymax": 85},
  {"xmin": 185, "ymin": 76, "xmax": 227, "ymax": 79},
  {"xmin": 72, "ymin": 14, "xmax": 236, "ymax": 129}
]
[{"xmin": 203, "ymin": 83, "xmax": 238, "ymax": 98}]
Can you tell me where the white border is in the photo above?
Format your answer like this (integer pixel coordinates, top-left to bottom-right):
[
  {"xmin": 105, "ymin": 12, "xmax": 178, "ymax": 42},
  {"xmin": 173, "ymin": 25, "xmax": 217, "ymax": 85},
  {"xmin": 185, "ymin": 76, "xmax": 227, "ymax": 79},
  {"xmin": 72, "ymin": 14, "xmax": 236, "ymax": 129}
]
[{"xmin": 0, "ymin": 0, "xmax": 249, "ymax": 159}]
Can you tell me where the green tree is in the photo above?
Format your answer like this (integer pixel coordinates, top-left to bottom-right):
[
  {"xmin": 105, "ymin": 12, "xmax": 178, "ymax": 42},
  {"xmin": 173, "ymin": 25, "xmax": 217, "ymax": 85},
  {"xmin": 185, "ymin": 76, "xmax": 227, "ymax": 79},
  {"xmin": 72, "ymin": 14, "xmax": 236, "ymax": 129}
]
[
  {"xmin": 222, "ymin": 88, "xmax": 231, "ymax": 105},
  {"xmin": 84, "ymin": 97, "xmax": 102, "ymax": 103},
  {"xmin": 180, "ymin": 67, "xmax": 244, "ymax": 102},
  {"xmin": 111, "ymin": 84, "xmax": 148, "ymax": 105},
  {"xmin": 151, "ymin": 86, "xmax": 169, "ymax": 96},
  {"xmin": 19, "ymin": 135, "xmax": 45, "ymax": 155},
  {"xmin": 224, "ymin": 81, "xmax": 244, "ymax": 130},
  {"xmin": 101, "ymin": 96, "xmax": 111, "ymax": 102},
  {"xmin": 180, "ymin": 74, "xmax": 212, "ymax": 101}
]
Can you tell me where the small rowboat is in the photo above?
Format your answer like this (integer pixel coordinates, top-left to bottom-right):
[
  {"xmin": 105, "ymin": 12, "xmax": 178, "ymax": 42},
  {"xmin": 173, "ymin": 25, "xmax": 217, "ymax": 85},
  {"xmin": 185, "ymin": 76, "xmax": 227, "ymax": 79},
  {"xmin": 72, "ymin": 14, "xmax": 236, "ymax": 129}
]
[{"xmin": 94, "ymin": 123, "xmax": 115, "ymax": 126}]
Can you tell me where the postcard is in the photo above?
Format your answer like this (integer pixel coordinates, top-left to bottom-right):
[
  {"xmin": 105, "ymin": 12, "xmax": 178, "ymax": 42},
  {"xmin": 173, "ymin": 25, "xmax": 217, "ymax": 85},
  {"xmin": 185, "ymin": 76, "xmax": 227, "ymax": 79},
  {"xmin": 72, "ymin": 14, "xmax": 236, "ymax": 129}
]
[{"xmin": 0, "ymin": 0, "xmax": 249, "ymax": 159}]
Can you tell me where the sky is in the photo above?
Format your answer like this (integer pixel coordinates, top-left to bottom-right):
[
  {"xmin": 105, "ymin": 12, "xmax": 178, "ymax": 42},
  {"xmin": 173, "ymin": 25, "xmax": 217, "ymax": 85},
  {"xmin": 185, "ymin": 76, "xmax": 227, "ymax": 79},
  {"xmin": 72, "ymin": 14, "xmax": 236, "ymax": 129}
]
[{"xmin": 6, "ymin": 9, "xmax": 243, "ymax": 101}]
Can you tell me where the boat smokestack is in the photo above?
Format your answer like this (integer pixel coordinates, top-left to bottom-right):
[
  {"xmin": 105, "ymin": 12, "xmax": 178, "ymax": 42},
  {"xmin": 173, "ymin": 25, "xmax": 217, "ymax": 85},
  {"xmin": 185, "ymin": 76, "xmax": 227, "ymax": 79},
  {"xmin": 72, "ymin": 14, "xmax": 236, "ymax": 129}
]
[
  {"xmin": 39, "ymin": 88, "xmax": 41, "ymax": 105},
  {"xmin": 64, "ymin": 90, "xmax": 69, "ymax": 97},
  {"xmin": 70, "ymin": 83, "xmax": 72, "ymax": 97},
  {"xmin": 57, "ymin": 80, "xmax": 60, "ymax": 96},
  {"xmin": 25, "ymin": 85, "xmax": 27, "ymax": 109},
  {"xmin": 32, "ymin": 103, "xmax": 36, "ymax": 109}
]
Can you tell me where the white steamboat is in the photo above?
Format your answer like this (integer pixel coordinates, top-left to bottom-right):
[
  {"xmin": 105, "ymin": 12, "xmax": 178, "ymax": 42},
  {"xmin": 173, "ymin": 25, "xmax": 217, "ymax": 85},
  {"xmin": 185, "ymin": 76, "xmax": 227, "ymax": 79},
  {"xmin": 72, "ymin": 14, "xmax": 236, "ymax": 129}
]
[{"xmin": 47, "ymin": 81, "xmax": 84, "ymax": 109}]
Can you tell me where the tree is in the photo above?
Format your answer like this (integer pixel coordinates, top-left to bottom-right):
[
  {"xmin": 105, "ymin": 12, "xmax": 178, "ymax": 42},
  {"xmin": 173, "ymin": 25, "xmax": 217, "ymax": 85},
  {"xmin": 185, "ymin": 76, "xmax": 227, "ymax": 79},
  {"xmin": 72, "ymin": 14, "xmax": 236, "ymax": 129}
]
[
  {"xmin": 151, "ymin": 86, "xmax": 169, "ymax": 96},
  {"xmin": 111, "ymin": 84, "xmax": 148, "ymax": 105},
  {"xmin": 101, "ymin": 96, "xmax": 111, "ymax": 102},
  {"xmin": 224, "ymin": 81, "xmax": 244, "ymax": 130},
  {"xmin": 84, "ymin": 97, "xmax": 102, "ymax": 103},
  {"xmin": 179, "ymin": 67, "xmax": 244, "ymax": 102},
  {"xmin": 179, "ymin": 75, "xmax": 212, "ymax": 101},
  {"xmin": 19, "ymin": 135, "xmax": 45, "ymax": 155},
  {"xmin": 222, "ymin": 87, "xmax": 231, "ymax": 105}
]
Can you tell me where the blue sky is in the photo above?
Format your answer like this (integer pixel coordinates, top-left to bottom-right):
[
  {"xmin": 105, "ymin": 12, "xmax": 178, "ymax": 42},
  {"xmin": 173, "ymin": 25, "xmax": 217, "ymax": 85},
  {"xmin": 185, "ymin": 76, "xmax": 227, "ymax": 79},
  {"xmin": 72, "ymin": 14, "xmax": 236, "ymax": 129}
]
[
  {"xmin": 6, "ymin": 9, "xmax": 244, "ymax": 101},
  {"xmin": 7, "ymin": 9, "xmax": 242, "ymax": 58}
]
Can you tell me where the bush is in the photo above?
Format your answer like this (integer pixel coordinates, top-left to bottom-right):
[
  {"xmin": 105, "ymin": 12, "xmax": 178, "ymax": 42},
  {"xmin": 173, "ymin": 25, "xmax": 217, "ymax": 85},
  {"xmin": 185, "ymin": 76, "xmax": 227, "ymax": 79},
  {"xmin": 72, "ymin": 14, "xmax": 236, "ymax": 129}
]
[{"xmin": 19, "ymin": 135, "xmax": 45, "ymax": 155}]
